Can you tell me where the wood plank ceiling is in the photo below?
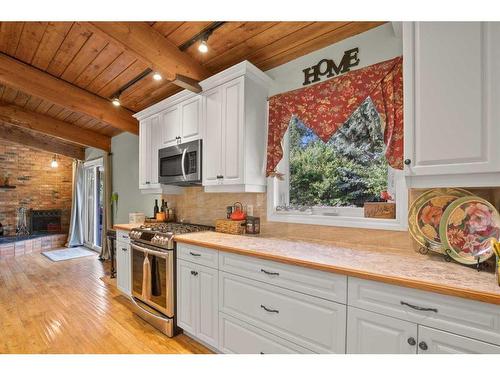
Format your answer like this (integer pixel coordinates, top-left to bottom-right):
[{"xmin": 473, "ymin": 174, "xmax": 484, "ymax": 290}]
[{"xmin": 0, "ymin": 21, "xmax": 385, "ymax": 156}]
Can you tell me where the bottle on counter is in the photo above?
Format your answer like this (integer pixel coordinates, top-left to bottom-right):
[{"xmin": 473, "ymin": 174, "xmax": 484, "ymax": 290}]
[
  {"xmin": 154, "ymin": 199, "xmax": 159, "ymax": 217},
  {"xmin": 0, "ymin": 222, "xmax": 3, "ymax": 237},
  {"xmin": 161, "ymin": 199, "xmax": 166, "ymax": 213}
]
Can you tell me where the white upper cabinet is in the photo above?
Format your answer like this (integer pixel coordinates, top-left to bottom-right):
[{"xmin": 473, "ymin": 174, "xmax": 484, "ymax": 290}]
[
  {"xmin": 180, "ymin": 95, "xmax": 202, "ymax": 142},
  {"xmin": 202, "ymin": 62, "xmax": 271, "ymax": 193},
  {"xmin": 138, "ymin": 115, "xmax": 161, "ymax": 192},
  {"xmin": 404, "ymin": 22, "xmax": 500, "ymax": 187},
  {"xmin": 160, "ymin": 105, "xmax": 181, "ymax": 147}
]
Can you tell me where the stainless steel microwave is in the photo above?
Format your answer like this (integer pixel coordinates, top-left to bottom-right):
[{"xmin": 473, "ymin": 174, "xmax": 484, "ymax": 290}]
[{"xmin": 158, "ymin": 139, "xmax": 202, "ymax": 185}]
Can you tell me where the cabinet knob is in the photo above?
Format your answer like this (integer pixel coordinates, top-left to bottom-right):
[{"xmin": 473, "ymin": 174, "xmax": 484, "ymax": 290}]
[
  {"xmin": 145, "ymin": 181, "xmax": 150, "ymax": 184},
  {"xmin": 404, "ymin": 158, "xmax": 411, "ymax": 165},
  {"xmin": 418, "ymin": 341, "xmax": 428, "ymax": 351},
  {"xmin": 190, "ymin": 270, "xmax": 198, "ymax": 276},
  {"xmin": 407, "ymin": 337, "xmax": 416, "ymax": 346},
  {"xmin": 216, "ymin": 175, "xmax": 224, "ymax": 179}
]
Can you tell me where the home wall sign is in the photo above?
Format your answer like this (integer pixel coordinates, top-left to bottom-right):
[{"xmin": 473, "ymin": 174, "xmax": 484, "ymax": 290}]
[{"xmin": 302, "ymin": 47, "xmax": 360, "ymax": 86}]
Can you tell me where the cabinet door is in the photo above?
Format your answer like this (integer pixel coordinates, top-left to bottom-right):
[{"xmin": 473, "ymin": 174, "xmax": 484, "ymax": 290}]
[
  {"xmin": 177, "ymin": 260, "xmax": 198, "ymax": 335},
  {"xmin": 404, "ymin": 22, "xmax": 500, "ymax": 177},
  {"xmin": 160, "ymin": 105, "xmax": 181, "ymax": 147},
  {"xmin": 418, "ymin": 326, "xmax": 500, "ymax": 354},
  {"xmin": 138, "ymin": 119, "xmax": 152, "ymax": 189},
  {"xmin": 347, "ymin": 307, "xmax": 418, "ymax": 354},
  {"xmin": 196, "ymin": 264, "xmax": 219, "ymax": 349},
  {"xmin": 180, "ymin": 96, "xmax": 202, "ymax": 142},
  {"xmin": 149, "ymin": 115, "xmax": 161, "ymax": 187},
  {"xmin": 116, "ymin": 241, "xmax": 131, "ymax": 296},
  {"xmin": 220, "ymin": 77, "xmax": 244, "ymax": 185},
  {"xmin": 203, "ymin": 87, "xmax": 223, "ymax": 186}
]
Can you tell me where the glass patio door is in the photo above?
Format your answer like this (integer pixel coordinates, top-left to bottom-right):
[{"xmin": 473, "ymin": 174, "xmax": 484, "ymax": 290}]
[{"xmin": 83, "ymin": 158, "xmax": 104, "ymax": 251}]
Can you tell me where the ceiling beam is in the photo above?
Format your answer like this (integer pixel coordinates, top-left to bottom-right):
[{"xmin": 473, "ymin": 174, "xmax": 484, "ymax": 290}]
[
  {"xmin": 172, "ymin": 74, "xmax": 202, "ymax": 93},
  {"xmin": 87, "ymin": 22, "xmax": 211, "ymax": 90},
  {"xmin": 0, "ymin": 122, "xmax": 85, "ymax": 160},
  {"xmin": 0, "ymin": 103, "xmax": 111, "ymax": 151},
  {"xmin": 0, "ymin": 52, "xmax": 138, "ymax": 134}
]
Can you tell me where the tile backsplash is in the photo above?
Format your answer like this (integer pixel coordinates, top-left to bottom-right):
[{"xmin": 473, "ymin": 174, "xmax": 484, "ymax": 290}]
[{"xmin": 163, "ymin": 186, "xmax": 414, "ymax": 251}]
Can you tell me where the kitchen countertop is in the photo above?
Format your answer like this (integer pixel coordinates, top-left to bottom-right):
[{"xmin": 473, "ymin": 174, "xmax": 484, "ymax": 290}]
[
  {"xmin": 114, "ymin": 224, "xmax": 138, "ymax": 231},
  {"xmin": 174, "ymin": 231, "xmax": 500, "ymax": 305}
]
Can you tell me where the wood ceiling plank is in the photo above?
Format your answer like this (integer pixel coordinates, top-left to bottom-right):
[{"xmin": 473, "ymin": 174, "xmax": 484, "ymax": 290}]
[
  {"xmin": 0, "ymin": 52, "xmax": 138, "ymax": 133},
  {"xmin": 63, "ymin": 112, "xmax": 84, "ymax": 124},
  {"xmin": 97, "ymin": 58, "xmax": 150, "ymax": 98},
  {"xmin": 258, "ymin": 22, "xmax": 386, "ymax": 71},
  {"xmin": 35, "ymin": 100, "xmax": 53, "ymax": 114},
  {"xmin": 24, "ymin": 96, "xmax": 44, "ymax": 111},
  {"xmin": 85, "ymin": 51, "xmax": 137, "ymax": 94},
  {"xmin": 0, "ymin": 122, "xmax": 85, "ymax": 160},
  {"xmin": 14, "ymin": 22, "xmax": 48, "ymax": 64},
  {"xmin": 60, "ymin": 31, "xmax": 109, "ymax": 83},
  {"xmin": 1, "ymin": 86, "xmax": 18, "ymax": 103},
  {"xmin": 185, "ymin": 22, "xmax": 277, "ymax": 62},
  {"xmin": 31, "ymin": 22, "xmax": 73, "ymax": 70},
  {"xmin": 54, "ymin": 108, "xmax": 74, "ymax": 121},
  {"xmin": 72, "ymin": 42, "xmax": 123, "ymax": 88},
  {"xmin": 127, "ymin": 82, "xmax": 181, "ymax": 112},
  {"xmin": 243, "ymin": 22, "xmax": 351, "ymax": 68},
  {"xmin": 45, "ymin": 103, "xmax": 66, "ymax": 118},
  {"xmin": 166, "ymin": 21, "xmax": 212, "ymax": 46},
  {"xmin": 152, "ymin": 22, "xmax": 184, "ymax": 38},
  {"xmin": 0, "ymin": 22, "xmax": 24, "ymax": 55},
  {"xmin": 204, "ymin": 22, "xmax": 313, "ymax": 72},
  {"xmin": 0, "ymin": 103, "xmax": 111, "ymax": 151},
  {"xmin": 12, "ymin": 91, "xmax": 30, "ymax": 107},
  {"xmin": 46, "ymin": 22, "xmax": 92, "ymax": 77},
  {"xmin": 87, "ymin": 22, "xmax": 211, "ymax": 83}
]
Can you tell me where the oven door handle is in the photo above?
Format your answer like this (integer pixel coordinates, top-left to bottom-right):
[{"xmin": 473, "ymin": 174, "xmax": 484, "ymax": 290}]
[
  {"xmin": 131, "ymin": 243, "xmax": 169, "ymax": 259},
  {"xmin": 181, "ymin": 147, "xmax": 188, "ymax": 181}
]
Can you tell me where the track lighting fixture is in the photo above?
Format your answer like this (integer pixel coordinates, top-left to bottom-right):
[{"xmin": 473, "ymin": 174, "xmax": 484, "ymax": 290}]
[
  {"xmin": 198, "ymin": 38, "xmax": 209, "ymax": 53},
  {"xmin": 152, "ymin": 72, "xmax": 162, "ymax": 81},
  {"xmin": 111, "ymin": 97, "xmax": 121, "ymax": 107}
]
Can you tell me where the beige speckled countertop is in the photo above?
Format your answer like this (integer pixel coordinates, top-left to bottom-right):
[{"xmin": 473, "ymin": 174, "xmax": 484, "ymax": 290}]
[
  {"xmin": 174, "ymin": 231, "xmax": 500, "ymax": 305},
  {"xmin": 114, "ymin": 224, "xmax": 137, "ymax": 231}
]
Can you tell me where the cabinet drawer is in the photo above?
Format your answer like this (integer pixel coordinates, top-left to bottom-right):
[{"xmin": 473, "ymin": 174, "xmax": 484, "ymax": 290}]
[
  {"xmin": 116, "ymin": 230, "xmax": 130, "ymax": 244},
  {"xmin": 219, "ymin": 252, "xmax": 347, "ymax": 303},
  {"xmin": 219, "ymin": 271, "xmax": 346, "ymax": 353},
  {"xmin": 219, "ymin": 312, "xmax": 313, "ymax": 354},
  {"xmin": 348, "ymin": 277, "xmax": 500, "ymax": 346},
  {"xmin": 177, "ymin": 243, "xmax": 218, "ymax": 268}
]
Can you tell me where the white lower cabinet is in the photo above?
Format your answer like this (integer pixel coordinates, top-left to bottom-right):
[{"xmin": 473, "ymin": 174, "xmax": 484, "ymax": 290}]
[
  {"xmin": 219, "ymin": 312, "xmax": 313, "ymax": 354},
  {"xmin": 175, "ymin": 244, "xmax": 500, "ymax": 354},
  {"xmin": 116, "ymin": 240, "xmax": 131, "ymax": 296},
  {"xmin": 176, "ymin": 259, "xmax": 218, "ymax": 349},
  {"xmin": 347, "ymin": 307, "xmax": 418, "ymax": 354},
  {"xmin": 417, "ymin": 326, "xmax": 500, "ymax": 354}
]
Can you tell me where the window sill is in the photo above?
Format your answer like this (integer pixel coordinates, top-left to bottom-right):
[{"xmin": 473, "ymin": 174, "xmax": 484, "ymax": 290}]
[{"xmin": 267, "ymin": 210, "xmax": 408, "ymax": 231}]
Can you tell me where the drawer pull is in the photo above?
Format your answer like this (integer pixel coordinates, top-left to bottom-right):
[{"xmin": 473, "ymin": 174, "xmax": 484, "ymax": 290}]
[
  {"xmin": 260, "ymin": 352, "xmax": 264, "ymax": 354},
  {"xmin": 419, "ymin": 341, "xmax": 428, "ymax": 351},
  {"xmin": 122, "ymin": 248, "xmax": 127, "ymax": 252},
  {"xmin": 400, "ymin": 301, "xmax": 438, "ymax": 313},
  {"xmin": 260, "ymin": 269, "xmax": 279, "ymax": 276},
  {"xmin": 407, "ymin": 337, "xmax": 416, "ymax": 346},
  {"xmin": 189, "ymin": 252, "xmax": 201, "ymax": 257},
  {"xmin": 260, "ymin": 304, "xmax": 279, "ymax": 314},
  {"xmin": 191, "ymin": 270, "xmax": 198, "ymax": 276}
]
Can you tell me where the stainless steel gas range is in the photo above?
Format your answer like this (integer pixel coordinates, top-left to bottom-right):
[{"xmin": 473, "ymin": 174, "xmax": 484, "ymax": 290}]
[{"xmin": 128, "ymin": 222, "xmax": 213, "ymax": 337}]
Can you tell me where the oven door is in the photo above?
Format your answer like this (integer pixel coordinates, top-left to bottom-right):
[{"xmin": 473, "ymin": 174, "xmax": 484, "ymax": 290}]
[
  {"xmin": 131, "ymin": 242, "xmax": 174, "ymax": 317},
  {"xmin": 158, "ymin": 140, "xmax": 201, "ymax": 185}
]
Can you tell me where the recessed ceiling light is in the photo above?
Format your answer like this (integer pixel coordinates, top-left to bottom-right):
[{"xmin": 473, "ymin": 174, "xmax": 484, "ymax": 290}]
[
  {"xmin": 198, "ymin": 40, "xmax": 208, "ymax": 53},
  {"xmin": 112, "ymin": 97, "xmax": 121, "ymax": 107},
  {"xmin": 153, "ymin": 72, "xmax": 162, "ymax": 81}
]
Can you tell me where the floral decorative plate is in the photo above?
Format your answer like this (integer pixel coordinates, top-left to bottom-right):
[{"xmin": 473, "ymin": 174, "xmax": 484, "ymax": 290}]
[
  {"xmin": 408, "ymin": 188, "xmax": 472, "ymax": 253},
  {"xmin": 439, "ymin": 196, "xmax": 500, "ymax": 265}
]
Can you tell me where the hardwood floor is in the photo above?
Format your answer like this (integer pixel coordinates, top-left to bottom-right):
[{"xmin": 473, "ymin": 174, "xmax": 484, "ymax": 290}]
[{"xmin": 0, "ymin": 251, "xmax": 212, "ymax": 354}]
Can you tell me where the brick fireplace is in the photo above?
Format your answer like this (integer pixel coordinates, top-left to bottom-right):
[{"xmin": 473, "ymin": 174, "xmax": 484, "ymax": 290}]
[{"xmin": 0, "ymin": 139, "xmax": 73, "ymax": 236}]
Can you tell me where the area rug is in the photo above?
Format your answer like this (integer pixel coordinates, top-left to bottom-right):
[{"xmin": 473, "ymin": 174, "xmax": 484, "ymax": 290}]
[{"xmin": 42, "ymin": 246, "xmax": 97, "ymax": 262}]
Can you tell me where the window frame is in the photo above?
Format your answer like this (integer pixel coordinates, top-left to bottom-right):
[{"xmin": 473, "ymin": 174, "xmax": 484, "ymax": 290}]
[{"xmin": 266, "ymin": 127, "xmax": 408, "ymax": 231}]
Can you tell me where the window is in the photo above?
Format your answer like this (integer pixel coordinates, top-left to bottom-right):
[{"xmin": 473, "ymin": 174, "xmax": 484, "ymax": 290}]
[{"xmin": 268, "ymin": 97, "xmax": 407, "ymax": 230}]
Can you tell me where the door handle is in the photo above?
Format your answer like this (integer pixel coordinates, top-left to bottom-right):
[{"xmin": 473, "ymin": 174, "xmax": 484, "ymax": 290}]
[{"xmin": 181, "ymin": 148, "xmax": 188, "ymax": 181}]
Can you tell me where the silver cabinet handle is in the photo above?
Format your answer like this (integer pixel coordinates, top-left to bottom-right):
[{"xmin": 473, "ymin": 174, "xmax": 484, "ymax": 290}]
[
  {"xmin": 189, "ymin": 252, "xmax": 201, "ymax": 257},
  {"xmin": 400, "ymin": 301, "xmax": 438, "ymax": 313},
  {"xmin": 260, "ymin": 304, "xmax": 279, "ymax": 314},
  {"xmin": 260, "ymin": 269, "xmax": 279, "ymax": 276}
]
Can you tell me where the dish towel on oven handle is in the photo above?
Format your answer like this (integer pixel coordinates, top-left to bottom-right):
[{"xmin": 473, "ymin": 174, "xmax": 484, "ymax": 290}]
[{"xmin": 142, "ymin": 254, "xmax": 152, "ymax": 300}]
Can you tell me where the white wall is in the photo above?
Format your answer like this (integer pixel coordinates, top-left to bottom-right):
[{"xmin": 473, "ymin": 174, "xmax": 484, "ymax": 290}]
[{"xmin": 266, "ymin": 23, "xmax": 402, "ymax": 96}]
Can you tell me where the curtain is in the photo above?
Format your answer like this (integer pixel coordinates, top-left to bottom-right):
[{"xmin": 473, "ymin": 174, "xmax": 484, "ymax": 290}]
[
  {"xmin": 66, "ymin": 160, "xmax": 84, "ymax": 247},
  {"xmin": 99, "ymin": 153, "xmax": 112, "ymax": 260},
  {"xmin": 266, "ymin": 56, "xmax": 403, "ymax": 177}
]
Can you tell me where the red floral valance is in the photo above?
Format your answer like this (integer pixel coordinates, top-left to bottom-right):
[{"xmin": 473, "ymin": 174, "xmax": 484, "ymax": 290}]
[{"xmin": 266, "ymin": 56, "xmax": 403, "ymax": 177}]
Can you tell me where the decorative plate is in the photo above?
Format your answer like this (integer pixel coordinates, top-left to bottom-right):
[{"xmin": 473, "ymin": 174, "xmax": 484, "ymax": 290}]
[
  {"xmin": 439, "ymin": 196, "xmax": 500, "ymax": 265},
  {"xmin": 408, "ymin": 188, "xmax": 472, "ymax": 253}
]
